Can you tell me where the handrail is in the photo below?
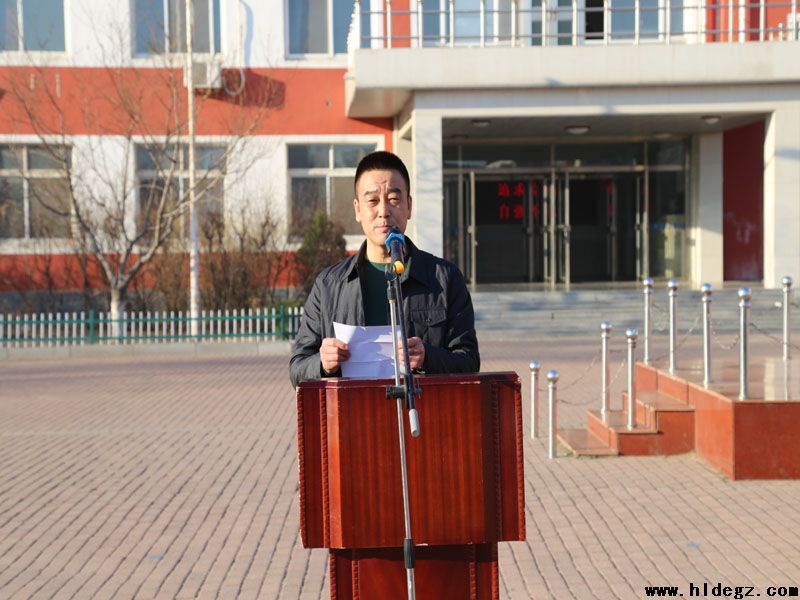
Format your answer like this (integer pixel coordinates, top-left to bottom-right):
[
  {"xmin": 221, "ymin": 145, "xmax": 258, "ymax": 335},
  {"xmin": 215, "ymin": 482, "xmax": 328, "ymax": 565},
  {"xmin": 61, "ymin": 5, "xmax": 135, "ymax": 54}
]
[{"xmin": 348, "ymin": 1, "xmax": 799, "ymax": 52}]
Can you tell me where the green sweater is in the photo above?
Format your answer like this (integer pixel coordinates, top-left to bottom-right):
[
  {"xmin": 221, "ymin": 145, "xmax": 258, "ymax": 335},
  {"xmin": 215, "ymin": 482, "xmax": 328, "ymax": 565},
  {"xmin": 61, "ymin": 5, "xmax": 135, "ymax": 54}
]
[{"xmin": 363, "ymin": 261, "xmax": 390, "ymax": 326}]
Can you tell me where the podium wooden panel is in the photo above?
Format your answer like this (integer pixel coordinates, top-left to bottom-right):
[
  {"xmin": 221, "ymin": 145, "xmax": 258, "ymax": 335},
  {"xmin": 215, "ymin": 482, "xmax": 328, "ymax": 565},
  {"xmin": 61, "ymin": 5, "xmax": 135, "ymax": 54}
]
[
  {"xmin": 329, "ymin": 544, "xmax": 498, "ymax": 599},
  {"xmin": 297, "ymin": 372, "xmax": 525, "ymax": 598}
]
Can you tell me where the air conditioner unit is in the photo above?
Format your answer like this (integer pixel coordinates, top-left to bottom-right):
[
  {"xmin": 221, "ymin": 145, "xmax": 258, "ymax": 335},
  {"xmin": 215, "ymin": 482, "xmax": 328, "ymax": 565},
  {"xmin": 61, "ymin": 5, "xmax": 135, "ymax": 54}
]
[{"xmin": 184, "ymin": 58, "xmax": 223, "ymax": 90}]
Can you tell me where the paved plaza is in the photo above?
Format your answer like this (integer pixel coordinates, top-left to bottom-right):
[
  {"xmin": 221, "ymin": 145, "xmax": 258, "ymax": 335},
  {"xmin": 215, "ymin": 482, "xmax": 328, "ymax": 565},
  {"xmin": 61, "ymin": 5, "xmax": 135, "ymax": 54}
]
[{"xmin": 1, "ymin": 336, "xmax": 799, "ymax": 599}]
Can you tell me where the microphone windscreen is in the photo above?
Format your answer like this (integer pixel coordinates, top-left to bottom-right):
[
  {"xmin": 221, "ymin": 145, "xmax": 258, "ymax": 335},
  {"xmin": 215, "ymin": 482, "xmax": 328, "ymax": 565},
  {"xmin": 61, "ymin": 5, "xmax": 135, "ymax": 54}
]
[{"xmin": 384, "ymin": 227, "xmax": 406, "ymax": 251}]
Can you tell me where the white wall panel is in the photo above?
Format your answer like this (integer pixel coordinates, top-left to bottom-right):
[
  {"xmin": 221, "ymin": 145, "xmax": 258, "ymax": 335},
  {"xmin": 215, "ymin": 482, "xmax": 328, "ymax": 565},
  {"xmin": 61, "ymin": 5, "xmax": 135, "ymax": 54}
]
[
  {"xmin": 764, "ymin": 108, "xmax": 800, "ymax": 288},
  {"xmin": 692, "ymin": 133, "xmax": 724, "ymax": 286},
  {"xmin": 411, "ymin": 111, "xmax": 443, "ymax": 256}
]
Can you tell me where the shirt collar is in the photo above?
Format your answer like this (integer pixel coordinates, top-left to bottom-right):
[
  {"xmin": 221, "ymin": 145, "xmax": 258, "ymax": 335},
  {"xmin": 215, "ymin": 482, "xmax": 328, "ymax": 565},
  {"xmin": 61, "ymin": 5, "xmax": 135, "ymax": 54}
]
[
  {"xmin": 345, "ymin": 238, "xmax": 432, "ymax": 288},
  {"xmin": 399, "ymin": 238, "xmax": 432, "ymax": 288},
  {"xmin": 345, "ymin": 243, "xmax": 367, "ymax": 281}
]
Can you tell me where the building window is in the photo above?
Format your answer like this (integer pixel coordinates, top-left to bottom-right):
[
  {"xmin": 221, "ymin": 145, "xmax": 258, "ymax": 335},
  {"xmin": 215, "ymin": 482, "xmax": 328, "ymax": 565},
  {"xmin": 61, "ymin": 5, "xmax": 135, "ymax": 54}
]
[
  {"xmin": 288, "ymin": 0, "xmax": 354, "ymax": 55},
  {"xmin": 0, "ymin": 145, "xmax": 72, "ymax": 240},
  {"xmin": 288, "ymin": 143, "xmax": 376, "ymax": 239},
  {"xmin": 0, "ymin": 0, "xmax": 66, "ymax": 51},
  {"xmin": 134, "ymin": 0, "xmax": 221, "ymax": 55},
  {"xmin": 136, "ymin": 144, "xmax": 226, "ymax": 242}
]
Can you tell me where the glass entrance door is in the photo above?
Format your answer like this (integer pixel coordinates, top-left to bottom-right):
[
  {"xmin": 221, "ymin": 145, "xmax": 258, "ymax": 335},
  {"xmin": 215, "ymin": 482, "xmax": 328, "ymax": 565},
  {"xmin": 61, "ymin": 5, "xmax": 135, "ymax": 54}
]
[
  {"xmin": 466, "ymin": 174, "xmax": 548, "ymax": 284},
  {"xmin": 452, "ymin": 169, "xmax": 650, "ymax": 286},
  {"xmin": 472, "ymin": 176, "xmax": 528, "ymax": 283},
  {"xmin": 551, "ymin": 175, "xmax": 571, "ymax": 284},
  {"xmin": 614, "ymin": 173, "xmax": 644, "ymax": 281},
  {"xmin": 543, "ymin": 174, "xmax": 574, "ymax": 285},
  {"xmin": 565, "ymin": 175, "xmax": 609, "ymax": 282},
  {"xmin": 529, "ymin": 177, "xmax": 547, "ymax": 281},
  {"xmin": 550, "ymin": 172, "xmax": 644, "ymax": 285},
  {"xmin": 443, "ymin": 140, "xmax": 687, "ymax": 285},
  {"xmin": 443, "ymin": 174, "xmax": 470, "ymax": 279}
]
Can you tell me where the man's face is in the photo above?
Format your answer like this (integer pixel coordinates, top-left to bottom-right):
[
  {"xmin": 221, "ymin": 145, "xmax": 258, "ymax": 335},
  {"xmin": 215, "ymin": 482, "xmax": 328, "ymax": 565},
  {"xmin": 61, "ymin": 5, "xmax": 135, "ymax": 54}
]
[{"xmin": 353, "ymin": 169, "xmax": 412, "ymax": 257}]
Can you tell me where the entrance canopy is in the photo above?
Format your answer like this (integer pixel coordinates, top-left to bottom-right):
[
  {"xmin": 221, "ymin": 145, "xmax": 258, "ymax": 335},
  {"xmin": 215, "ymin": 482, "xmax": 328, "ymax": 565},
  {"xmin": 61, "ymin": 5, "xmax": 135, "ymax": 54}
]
[{"xmin": 442, "ymin": 113, "xmax": 765, "ymax": 140}]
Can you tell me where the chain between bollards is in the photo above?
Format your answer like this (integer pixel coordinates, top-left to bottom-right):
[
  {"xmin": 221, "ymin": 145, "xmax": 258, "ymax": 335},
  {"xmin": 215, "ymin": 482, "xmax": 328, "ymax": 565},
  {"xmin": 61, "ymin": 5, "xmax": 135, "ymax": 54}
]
[
  {"xmin": 547, "ymin": 370, "xmax": 559, "ymax": 459},
  {"xmin": 600, "ymin": 322, "xmax": 612, "ymax": 417},
  {"xmin": 642, "ymin": 278, "xmax": 653, "ymax": 364},
  {"xmin": 701, "ymin": 283, "xmax": 712, "ymax": 388},
  {"xmin": 739, "ymin": 287, "xmax": 751, "ymax": 400},
  {"xmin": 626, "ymin": 328, "xmax": 638, "ymax": 431},
  {"xmin": 668, "ymin": 279, "xmax": 678, "ymax": 374},
  {"xmin": 530, "ymin": 360, "xmax": 541, "ymax": 439},
  {"xmin": 783, "ymin": 276, "xmax": 793, "ymax": 361}
]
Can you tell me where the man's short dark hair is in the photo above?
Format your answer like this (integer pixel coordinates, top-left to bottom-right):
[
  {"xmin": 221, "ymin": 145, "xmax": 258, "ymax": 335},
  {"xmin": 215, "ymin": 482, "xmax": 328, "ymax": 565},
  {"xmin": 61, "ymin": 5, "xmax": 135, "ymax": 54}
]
[{"xmin": 354, "ymin": 151, "xmax": 411, "ymax": 196}]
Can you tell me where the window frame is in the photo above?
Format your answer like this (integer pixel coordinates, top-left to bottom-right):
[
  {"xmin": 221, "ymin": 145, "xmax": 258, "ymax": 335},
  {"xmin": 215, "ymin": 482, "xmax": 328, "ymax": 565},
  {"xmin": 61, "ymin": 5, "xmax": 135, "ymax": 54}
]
[
  {"xmin": 0, "ymin": 0, "xmax": 67, "ymax": 54},
  {"xmin": 132, "ymin": 0, "xmax": 222, "ymax": 58},
  {"xmin": 285, "ymin": 0, "xmax": 353, "ymax": 59},
  {"xmin": 286, "ymin": 140, "xmax": 380, "ymax": 246},
  {"xmin": 0, "ymin": 144, "xmax": 73, "ymax": 241},
  {"xmin": 135, "ymin": 142, "xmax": 228, "ymax": 243}
]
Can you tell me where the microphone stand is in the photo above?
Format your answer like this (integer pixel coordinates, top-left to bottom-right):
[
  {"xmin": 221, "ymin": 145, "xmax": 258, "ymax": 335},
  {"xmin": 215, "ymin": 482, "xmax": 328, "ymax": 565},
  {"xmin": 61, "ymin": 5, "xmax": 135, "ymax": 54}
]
[{"xmin": 385, "ymin": 263, "xmax": 420, "ymax": 600}]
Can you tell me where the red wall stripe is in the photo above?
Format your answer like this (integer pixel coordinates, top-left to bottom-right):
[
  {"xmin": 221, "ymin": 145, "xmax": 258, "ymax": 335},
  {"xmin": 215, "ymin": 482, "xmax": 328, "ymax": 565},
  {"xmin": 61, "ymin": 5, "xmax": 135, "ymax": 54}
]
[
  {"xmin": 0, "ymin": 67, "xmax": 393, "ymax": 144},
  {"xmin": 0, "ymin": 251, "xmax": 300, "ymax": 292}
]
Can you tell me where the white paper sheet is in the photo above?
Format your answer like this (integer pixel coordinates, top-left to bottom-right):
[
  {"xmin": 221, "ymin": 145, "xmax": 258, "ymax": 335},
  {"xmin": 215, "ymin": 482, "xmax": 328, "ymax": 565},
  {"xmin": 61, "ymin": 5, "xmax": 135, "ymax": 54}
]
[
  {"xmin": 337, "ymin": 359, "xmax": 395, "ymax": 379},
  {"xmin": 333, "ymin": 322, "xmax": 398, "ymax": 379}
]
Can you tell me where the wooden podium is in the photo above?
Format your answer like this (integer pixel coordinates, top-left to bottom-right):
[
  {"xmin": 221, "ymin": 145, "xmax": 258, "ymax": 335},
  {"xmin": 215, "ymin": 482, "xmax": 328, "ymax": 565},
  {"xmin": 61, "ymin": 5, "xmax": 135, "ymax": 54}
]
[{"xmin": 297, "ymin": 372, "xmax": 525, "ymax": 599}]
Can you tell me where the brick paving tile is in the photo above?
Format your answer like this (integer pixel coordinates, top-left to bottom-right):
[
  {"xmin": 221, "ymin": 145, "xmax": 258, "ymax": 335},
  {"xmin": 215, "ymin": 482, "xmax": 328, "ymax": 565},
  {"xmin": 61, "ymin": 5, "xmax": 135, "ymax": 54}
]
[{"xmin": 1, "ymin": 337, "xmax": 800, "ymax": 599}]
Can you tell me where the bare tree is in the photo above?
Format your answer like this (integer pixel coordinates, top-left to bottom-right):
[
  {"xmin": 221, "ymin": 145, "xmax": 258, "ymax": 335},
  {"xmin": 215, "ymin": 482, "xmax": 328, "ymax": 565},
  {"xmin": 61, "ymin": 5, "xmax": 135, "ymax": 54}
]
[
  {"xmin": 294, "ymin": 211, "xmax": 347, "ymax": 301},
  {"xmin": 127, "ymin": 206, "xmax": 288, "ymax": 313},
  {"xmin": 200, "ymin": 207, "xmax": 289, "ymax": 310},
  {"xmin": 127, "ymin": 237, "xmax": 188, "ymax": 313},
  {"xmin": 0, "ymin": 20, "xmax": 281, "ymax": 334}
]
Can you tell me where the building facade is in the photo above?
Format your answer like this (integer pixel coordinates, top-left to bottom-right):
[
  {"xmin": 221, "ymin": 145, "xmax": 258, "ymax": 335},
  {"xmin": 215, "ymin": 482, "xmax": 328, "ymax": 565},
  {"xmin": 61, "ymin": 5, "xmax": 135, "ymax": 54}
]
[{"xmin": 0, "ymin": 0, "xmax": 798, "ymax": 296}]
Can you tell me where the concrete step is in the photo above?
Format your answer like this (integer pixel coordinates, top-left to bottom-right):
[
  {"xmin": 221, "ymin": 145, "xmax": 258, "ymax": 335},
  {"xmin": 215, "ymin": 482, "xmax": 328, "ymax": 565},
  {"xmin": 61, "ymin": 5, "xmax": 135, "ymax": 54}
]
[
  {"xmin": 557, "ymin": 428, "xmax": 618, "ymax": 457},
  {"xmin": 626, "ymin": 390, "xmax": 694, "ymax": 429},
  {"xmin": 471, "ymin": 288, "xmax": 786, "ymax": 337},
  {"xmin": 587, "ymin": 408, "xmax": 693, "ymax": 455},
  {"xmin": 587, "ymin": 409, "xmax": 657, "ymax": 454}
]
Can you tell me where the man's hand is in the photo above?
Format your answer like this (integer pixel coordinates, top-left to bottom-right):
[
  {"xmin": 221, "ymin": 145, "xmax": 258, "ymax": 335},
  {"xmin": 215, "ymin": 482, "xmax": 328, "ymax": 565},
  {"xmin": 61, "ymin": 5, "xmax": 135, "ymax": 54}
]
[
  {"xmin": 399, "ymin": 336, "xmax": 425, "ymax": 370},
  {"xmin": 320, "ymin": 338, "xmax": 350, "ymax": 374}
]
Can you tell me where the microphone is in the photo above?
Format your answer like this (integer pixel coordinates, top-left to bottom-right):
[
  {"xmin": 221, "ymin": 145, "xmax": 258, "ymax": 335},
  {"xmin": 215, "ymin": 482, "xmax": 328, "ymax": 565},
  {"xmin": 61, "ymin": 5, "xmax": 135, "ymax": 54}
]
[{"xmin": 384, "ymin": 227, "xmax": 406, "ymax": 275}]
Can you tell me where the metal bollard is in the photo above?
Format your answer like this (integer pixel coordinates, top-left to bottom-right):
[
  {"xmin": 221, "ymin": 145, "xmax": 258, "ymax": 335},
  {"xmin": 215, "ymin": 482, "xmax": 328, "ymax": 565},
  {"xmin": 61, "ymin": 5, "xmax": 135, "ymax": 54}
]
[
  {"xmin": 739, "ymin": 287, "xmax": 752, "ymax": 400},
  {"xmin": 547, "ymin": 370, "xmax": 559, "ymax": 459},
  {"xmin": 783, "ymin": 276, "xmax": 793, "ymax": 361},
  {"xmin": 668, "ymin": 279, "xmax": 679, "ymax": 373},
  {"xmin": 642, "ymin": 278, "xmax": 653, "ymax": 364},
  {"xmin": 600, "ymin": 322, "xmax": 612, "ymax": 417},
  {"xmin": 530, "ymin": 360, "xmax": 541, "ymax": 439},
  {"xmin": 626, "ymin": 328, "xmax": 638, "ymax": 430},
  {"xmin": 701, "ymin": 283, "xmax": 712, "ymax": 388}
]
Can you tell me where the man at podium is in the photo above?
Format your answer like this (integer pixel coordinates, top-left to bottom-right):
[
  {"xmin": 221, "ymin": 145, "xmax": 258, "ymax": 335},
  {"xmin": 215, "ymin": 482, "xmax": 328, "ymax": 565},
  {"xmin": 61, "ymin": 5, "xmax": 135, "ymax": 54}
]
[
  {"xmin": 290, "ymin": 151, "xmax": 480, "ymax": 387},
  {"xmin": 292, "ymin": 154, "xmax": 523, "ymax": 600}
]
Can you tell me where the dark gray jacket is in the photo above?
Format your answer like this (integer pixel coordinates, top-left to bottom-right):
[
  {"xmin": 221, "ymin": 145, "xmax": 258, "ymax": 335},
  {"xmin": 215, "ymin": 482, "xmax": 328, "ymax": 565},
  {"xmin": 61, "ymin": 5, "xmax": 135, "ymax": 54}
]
[{"xmin": 289, "ymin": 239, "xmax": 480, "ymax": 387}]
